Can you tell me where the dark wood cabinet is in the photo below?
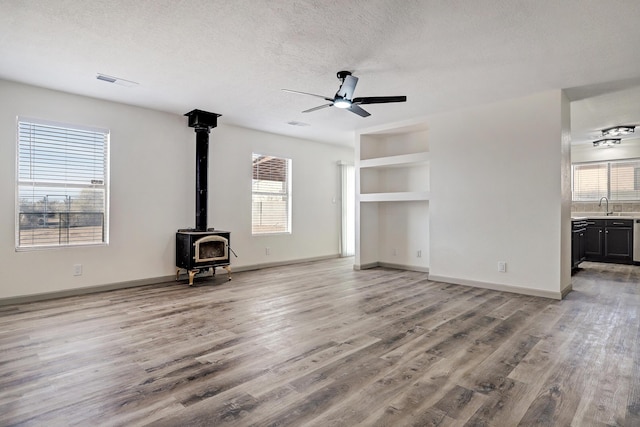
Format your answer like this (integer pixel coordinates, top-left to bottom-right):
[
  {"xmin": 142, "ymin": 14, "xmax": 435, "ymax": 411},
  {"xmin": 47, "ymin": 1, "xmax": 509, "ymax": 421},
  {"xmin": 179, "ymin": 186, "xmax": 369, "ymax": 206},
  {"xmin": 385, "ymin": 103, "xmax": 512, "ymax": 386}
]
[
  {"xmin": 584, "ymin": 218, "xmax": 633, "ymax": 264},
  {"xmin": 604, "ymin": 223, "xmax": 633, "ymax": 260},
  {"xmin": 585, "ymin": 220, "xmax": 604, "ymax": 259},
  {"xmin": 572, "ymin": 219, "xmax": 587, "ymax": 272}
]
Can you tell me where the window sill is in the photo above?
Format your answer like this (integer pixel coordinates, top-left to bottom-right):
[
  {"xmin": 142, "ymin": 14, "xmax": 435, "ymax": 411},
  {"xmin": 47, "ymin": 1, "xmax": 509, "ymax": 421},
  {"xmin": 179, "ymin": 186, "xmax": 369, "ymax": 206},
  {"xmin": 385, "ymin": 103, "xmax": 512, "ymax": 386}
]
[{"xmin": 15, "ymin": 242, "xmax": 108, "ymax": 252}]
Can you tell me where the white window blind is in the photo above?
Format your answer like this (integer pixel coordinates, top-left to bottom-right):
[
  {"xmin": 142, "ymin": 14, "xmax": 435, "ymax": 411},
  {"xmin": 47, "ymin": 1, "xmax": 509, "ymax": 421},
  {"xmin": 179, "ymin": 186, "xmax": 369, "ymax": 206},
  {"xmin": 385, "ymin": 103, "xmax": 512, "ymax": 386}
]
[
  {"xmin": 572, "ymin": 159, "xmax": 640, "ymax": 202},
  {"xmin": 252, "ymin": 153, "xmax": 291, "ymax": 234},
  {"xmin": 572, "ymin": 163, "xmax": 608, "ymax": 201},
  {"xmin": 16, "ymin": 118, "xmax": 109, "ymax": 249},
  {"xmin": 610, "ymin": 160, "xmax": 640, "ymax": 201}
]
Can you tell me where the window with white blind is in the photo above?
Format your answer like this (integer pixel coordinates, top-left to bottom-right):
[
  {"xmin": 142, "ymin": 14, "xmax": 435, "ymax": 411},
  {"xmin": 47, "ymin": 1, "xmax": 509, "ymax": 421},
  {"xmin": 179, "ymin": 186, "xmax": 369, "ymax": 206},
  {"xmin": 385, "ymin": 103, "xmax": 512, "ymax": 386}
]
[
  {"xmin": 572, "ymin": 163, "xmax": 608, "ymax": 201},
  {"xmin": 16, "ymin": 117, "xmax": 109, "ymax": 249},
  {"xmin": 252, "ymin": 153, "xmax": 291, "ymax": 234},
  {"xmin": 572, "ymin": 159, "xmax": 640, "ymax": 201},
  {"xmin": 610, "ymin": 160, "xmax": 640, "ymax": 200}
]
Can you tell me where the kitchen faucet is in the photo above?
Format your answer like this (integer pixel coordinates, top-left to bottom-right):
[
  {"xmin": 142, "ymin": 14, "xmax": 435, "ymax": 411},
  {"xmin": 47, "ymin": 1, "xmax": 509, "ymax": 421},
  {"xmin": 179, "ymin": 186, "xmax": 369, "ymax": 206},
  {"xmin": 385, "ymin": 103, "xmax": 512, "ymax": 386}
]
[{"xmin": 599, "ymin": 196, "xmax": 612, "ymax": 216}]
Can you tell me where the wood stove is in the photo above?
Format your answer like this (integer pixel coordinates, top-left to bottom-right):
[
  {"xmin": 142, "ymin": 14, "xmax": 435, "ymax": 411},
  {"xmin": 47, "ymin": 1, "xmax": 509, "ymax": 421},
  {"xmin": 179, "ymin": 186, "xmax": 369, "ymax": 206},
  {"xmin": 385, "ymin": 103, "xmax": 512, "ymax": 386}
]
[
  {"xmin": 176, "ymin": 229, "xmax": 231, "ymax": 284},
  {"xmin": 175, "ymin": 109, "xmax": 232, "ymax": 285}
]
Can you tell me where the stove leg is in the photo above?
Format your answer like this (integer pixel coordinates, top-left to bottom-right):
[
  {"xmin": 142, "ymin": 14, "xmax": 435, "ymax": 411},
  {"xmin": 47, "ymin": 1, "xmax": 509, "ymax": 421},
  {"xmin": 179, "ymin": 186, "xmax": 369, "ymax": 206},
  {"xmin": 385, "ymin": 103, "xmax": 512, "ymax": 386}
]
[
  {"xmin": 188, "ymin": 270, "xmax": 198, "ymax": 286},
  {"xmin": 223, "ymin": 265, "xmax": 232, "ymax": 281}
]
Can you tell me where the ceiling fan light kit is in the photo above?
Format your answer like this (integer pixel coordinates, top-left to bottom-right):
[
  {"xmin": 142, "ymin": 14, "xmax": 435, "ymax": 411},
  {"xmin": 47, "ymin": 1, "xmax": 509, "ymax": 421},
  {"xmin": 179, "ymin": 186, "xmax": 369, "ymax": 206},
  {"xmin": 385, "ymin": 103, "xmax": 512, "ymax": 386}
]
[
  {"xmin": 282, "ymin": 70, "xmax": 406, "ymax": 118},
  {"xmin": 333, "ymin": 98, "xmax": 351, "ymax": 109}
]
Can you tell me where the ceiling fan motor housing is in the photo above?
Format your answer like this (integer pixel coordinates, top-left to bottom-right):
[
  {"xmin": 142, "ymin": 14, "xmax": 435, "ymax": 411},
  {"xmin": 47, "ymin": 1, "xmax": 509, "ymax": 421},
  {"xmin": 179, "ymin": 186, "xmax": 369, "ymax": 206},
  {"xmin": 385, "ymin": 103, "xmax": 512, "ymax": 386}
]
[{"xmin": 337, "ymin": 70, "xmax": 352, "ymax": 81}]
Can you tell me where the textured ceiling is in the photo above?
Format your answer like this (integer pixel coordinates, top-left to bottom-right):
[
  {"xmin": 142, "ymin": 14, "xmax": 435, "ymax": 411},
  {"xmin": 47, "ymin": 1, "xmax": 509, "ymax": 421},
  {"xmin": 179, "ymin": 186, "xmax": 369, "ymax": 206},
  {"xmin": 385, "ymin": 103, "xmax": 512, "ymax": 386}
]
[{"xmin": 1, "ymin": 0, "xmax": 640, "ymax": 146}]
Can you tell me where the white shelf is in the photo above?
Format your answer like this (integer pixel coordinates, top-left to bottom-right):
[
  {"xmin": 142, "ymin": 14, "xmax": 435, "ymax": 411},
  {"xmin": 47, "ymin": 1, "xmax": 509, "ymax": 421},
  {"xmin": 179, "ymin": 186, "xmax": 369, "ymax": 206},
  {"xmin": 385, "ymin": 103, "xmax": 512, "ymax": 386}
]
[
  {"xmin": 359, "ymin": 191, "xmax": 430, "ymax": 202},
  {"xmin": 359, "ymin": 152, "xmax": 430, "ymax": 169}
]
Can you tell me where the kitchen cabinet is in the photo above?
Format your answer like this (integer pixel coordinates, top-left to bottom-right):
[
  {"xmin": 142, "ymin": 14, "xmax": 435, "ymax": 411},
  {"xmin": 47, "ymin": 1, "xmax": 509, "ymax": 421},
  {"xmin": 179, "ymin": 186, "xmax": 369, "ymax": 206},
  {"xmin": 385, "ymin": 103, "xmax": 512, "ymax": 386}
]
[
  {"xmin": 585, "ymin": 220, "xmax": 605, "ymax": 259},
  {"xmin": 584, "ymin": 219, "xmax": 634, "ymax": 264},
  {"xmin": 605, "ymin": 221, "xmax": 633, "ymax": 261},
  {"xmin": 571, "ymin": 219, "xmax": 587, "ymax": 272}
]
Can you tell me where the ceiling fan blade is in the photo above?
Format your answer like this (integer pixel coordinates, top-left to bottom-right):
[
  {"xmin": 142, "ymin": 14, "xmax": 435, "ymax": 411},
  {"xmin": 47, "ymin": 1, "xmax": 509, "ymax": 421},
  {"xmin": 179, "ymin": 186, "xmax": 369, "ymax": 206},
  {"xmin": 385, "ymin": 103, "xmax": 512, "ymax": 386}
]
[
  {"xmin": 353, "ymin": 96, "xmax": 407, "ymax": 105},
  {"xmin": 282, "ymin": 89, "xmax": 333, "ymax": 102},
  {"xmin": 302, "ymin": 103, "xmax": 333, "ymax": 113},
  {"xmin": 337, "ymin": 75, "xmax": 359, "ymax": 100},
  {"xmin": 348, "ymin": 104, "xmax": 370, "ymax": 117}
]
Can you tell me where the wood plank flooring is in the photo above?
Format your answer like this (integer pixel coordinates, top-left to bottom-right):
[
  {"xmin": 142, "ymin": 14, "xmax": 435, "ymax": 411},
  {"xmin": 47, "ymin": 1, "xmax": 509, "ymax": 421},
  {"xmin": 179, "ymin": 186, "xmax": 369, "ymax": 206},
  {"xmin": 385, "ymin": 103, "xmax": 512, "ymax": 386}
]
[{"xmin": 0, "ymin": 259, "xmax": 639, "ymax": 426}]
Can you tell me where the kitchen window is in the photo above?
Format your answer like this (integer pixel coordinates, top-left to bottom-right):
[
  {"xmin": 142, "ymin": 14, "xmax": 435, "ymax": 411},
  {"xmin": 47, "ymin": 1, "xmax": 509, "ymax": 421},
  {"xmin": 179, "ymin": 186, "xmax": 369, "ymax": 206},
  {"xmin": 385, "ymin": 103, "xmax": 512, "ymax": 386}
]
[
  {"xmin": 16, "ymin": 117, "xmax": 109, "ymax": 249},
  {"xmin": 251, "ymin": 153, "xmax": 291, "ymax": 234},
  {"xmin": 572, "ymin": 159, "xmax": 640, "ymax": 201}
]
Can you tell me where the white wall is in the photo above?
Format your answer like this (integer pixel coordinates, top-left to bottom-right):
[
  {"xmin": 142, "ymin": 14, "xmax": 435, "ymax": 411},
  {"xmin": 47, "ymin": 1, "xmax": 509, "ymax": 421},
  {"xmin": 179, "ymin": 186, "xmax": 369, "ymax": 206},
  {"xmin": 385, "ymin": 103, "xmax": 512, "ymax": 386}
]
[
  {"xmin": 378, "ymin": 201, "xmax": 429, "ymax": 267},
  {"xmin": 428, "ymin": 90, "xmax": 571, "ymax": 298},
  {"xmin": 560, "ymin": 91, "xmax": 572, "ymax": 295},
  {"xmin": 572, "ymin": 137, "xmax": 640, "ymax": 163},
  {"xmin": 0, "ymin": 80, "xmax": 352, "ymax": 300},
  {"xmin": 209, "ymin": 124, "xmax": 352, "ymax": 267}
]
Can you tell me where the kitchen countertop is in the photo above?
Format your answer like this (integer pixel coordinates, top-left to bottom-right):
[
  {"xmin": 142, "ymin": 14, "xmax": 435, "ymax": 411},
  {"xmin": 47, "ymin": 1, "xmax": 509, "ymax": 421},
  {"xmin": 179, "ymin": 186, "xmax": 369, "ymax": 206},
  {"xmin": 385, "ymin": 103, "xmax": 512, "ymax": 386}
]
[{"xmin": 572, "ymin": 214, "xmax": 640, "ymax": 220}]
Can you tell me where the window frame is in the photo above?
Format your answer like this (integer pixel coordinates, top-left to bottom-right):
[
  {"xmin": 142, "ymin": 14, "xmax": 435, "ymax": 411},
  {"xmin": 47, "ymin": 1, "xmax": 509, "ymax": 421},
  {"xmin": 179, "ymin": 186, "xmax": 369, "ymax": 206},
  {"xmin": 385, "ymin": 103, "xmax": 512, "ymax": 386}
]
[
  {"xmin": 572, "ymin": 158, "xmax": 640, "ymax": 202},
  {"xmin": 15, "ymin": 116, "xmax": 110, "ymax": 251},
  {"xmin": 251, "ymin": 153, "xmax": 292, "ymax": 235}
]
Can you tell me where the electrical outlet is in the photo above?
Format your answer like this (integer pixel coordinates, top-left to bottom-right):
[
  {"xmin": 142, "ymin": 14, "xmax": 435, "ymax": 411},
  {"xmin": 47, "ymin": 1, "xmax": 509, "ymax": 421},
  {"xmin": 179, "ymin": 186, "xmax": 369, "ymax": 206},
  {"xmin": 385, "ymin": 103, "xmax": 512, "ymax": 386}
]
[
  {"xmin": 417, "ymin": 250, "xmax": 422, "ymax": 258},
  {"xmin": 498, "ymin": 261, "xmax": 507, "ymax": 273},
  {"xmin": 265, "ymin": 247, "xmax": 270, "ymax": 255},
  {"xmin": 73, "ymin": 264, "xmax": 83, "ymax": 276}
]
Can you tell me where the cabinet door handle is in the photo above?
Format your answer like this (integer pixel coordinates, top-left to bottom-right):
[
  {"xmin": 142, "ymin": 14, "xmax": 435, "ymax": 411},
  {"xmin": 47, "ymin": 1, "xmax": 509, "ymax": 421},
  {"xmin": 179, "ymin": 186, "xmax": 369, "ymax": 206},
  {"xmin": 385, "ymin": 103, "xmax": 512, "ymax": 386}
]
[{"xmin": 612, "ymin": 222, "xmax": 625, "ymax": 225}]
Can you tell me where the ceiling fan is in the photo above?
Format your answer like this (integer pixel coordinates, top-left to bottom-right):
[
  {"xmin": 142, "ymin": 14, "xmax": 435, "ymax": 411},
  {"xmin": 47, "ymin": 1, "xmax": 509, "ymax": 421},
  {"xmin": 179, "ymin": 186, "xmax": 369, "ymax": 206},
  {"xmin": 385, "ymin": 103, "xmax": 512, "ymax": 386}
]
[{"xmin": 282, "ymin": 71, "xmax": 406, "ymax": 117}]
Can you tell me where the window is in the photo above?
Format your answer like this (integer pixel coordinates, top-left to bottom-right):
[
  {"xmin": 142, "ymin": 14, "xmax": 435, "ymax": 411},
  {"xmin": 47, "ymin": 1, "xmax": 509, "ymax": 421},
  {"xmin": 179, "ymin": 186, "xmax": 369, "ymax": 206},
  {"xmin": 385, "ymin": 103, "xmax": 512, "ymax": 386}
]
[
  {"xmin": 16, "ymin": 118, "xmax": 109, "ymax": 249},
  {"xmin": 252, "ymin": 153, "xmax": 291, "ymax": 234},
  {"xmin": 572, "ymin": 163, "xmax": 608, "ymax": 201},
  {"xmin": 610, "ymin": 160, "xmax": 640, "ymax": 200},
  {"xmin": 572, "ymin": 159, "xmax": 640, "ymax": 201}
]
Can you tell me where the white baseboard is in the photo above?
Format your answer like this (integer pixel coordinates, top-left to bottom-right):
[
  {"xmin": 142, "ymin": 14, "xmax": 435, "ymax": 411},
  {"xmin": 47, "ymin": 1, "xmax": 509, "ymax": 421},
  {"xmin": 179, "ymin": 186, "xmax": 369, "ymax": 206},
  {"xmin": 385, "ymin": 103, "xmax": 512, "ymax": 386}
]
[
  {"xmin": 427, "ymin": 274, "xmax": 564, "ymax": 300},
  {"xmin": 230, "ymin": 254, "xmax": 340, "ymax": 273},
  {"xmin": 3, "ymin": 257, "xmax": 566, "ymax": 305},
  {"xmin": 353, "ymin": 262, "xmax": 378, "ymax": 270},
  {"xmin": 0, "ymin": 275, "xmax": 177, "ymax": 306},
  {"xmin": 0, "ymin": 255, "xmax": 342, "ymax": 306},
  {"xmin": 354, "ymin": 262, "xmax": 429, "ymax": 274}
]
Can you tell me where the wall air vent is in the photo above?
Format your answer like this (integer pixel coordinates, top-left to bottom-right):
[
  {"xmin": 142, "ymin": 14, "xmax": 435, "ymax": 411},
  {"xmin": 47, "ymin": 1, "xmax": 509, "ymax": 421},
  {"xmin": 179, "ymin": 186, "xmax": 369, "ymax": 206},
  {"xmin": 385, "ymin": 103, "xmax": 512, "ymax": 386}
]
[{"xmin": 96, "ymin": 73, "xmax": 139, "ymax": 87}]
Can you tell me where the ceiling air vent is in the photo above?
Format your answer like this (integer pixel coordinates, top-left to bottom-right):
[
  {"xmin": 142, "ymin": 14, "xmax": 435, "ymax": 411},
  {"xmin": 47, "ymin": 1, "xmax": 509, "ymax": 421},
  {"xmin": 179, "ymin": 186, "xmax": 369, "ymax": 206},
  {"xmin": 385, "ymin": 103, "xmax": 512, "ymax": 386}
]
[
  {"xmin": 287, "ymin": 121, "xmax": 310, "ymax": 127},
  {"xmin": 96, "ymin": 73, "xmax": 139, "ymax": 87}
]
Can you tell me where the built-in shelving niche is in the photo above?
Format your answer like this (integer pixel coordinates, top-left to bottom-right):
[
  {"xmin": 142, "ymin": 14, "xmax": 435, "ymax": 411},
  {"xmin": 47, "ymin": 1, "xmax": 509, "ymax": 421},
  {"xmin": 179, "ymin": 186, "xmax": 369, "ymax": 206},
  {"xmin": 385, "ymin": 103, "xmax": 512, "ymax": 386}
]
[{"xmin": 355, "ymin": 123, "xmax": 430, "ymax": 272}]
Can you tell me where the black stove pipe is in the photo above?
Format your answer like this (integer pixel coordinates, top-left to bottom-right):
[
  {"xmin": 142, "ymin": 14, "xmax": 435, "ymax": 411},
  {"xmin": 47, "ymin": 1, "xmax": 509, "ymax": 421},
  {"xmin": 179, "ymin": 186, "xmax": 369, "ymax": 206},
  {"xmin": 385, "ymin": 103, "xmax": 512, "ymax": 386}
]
[
  {"xmin": 184, "ymin": 109, "xmax": 221, "ymax": 232},
  {"xmin": 195, "ymin": 127, "xmax": 209, "ymax": 231}
]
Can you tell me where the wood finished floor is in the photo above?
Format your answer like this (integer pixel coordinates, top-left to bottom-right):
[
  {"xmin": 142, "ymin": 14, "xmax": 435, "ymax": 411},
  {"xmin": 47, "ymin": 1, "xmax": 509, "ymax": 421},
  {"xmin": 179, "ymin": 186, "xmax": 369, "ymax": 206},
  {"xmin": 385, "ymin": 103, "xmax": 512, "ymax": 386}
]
[{"xmin": 1, "ymin": 259, "xmax": 639, "ymax": 426}]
